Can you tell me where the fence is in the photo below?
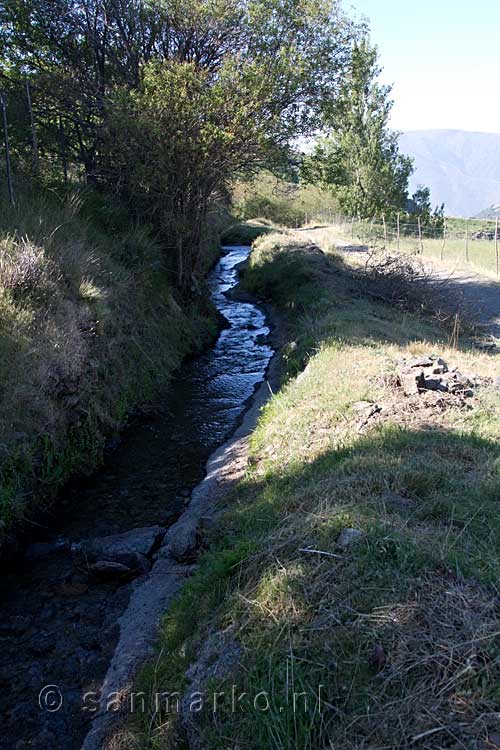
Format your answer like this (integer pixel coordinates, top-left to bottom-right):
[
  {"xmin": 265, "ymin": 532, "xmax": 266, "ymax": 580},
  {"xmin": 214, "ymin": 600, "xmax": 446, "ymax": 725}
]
[{"xmin": 302, "ymin": 210, "xmax": 500, "ymax": 276}]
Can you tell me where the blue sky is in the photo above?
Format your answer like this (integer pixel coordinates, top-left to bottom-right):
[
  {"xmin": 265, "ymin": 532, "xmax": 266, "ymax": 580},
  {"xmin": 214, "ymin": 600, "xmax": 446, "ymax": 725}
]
[{"xmin": 349, "ymin": 0, "xmax": 500, "ymax": 133}]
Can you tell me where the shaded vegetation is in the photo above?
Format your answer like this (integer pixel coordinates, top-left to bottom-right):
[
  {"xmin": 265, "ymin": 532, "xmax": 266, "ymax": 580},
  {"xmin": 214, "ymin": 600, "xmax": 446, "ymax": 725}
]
[
  {"xmin": 0, "ymin": 0, "xmax": 361, "ymax": 287},
  {"xmin": 0, "ymin": 178, "xmax": 218, "ymax": 537}
]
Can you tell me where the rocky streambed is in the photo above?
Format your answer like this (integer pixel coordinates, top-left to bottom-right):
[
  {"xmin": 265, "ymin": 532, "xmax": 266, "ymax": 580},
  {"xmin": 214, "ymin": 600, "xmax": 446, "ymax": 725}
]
[{"xmin": 0, "ymin": 246, "xmax": 274, "ymax": 750}]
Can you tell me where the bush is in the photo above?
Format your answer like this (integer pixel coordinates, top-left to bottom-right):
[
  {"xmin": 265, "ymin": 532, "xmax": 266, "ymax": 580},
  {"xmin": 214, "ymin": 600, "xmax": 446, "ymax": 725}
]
[
  {"xmin": 0, "ymin": 237, "xmax": 57, "ymax": 301},
  {"xmin": 233, "ymin": 172, "xmax": 339, "ymax": 227}
]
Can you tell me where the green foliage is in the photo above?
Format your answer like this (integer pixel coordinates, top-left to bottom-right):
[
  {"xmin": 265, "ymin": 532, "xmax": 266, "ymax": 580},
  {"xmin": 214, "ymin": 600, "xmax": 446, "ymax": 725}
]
[
  {"xmin": 220, "ymin": 220, "xmax": 276, "ymax": 245},
  {"xmin": 233, "ymin": 171, "xmax": 339, "ymax": 226},
  {"xmin": 303, "ymin": 39, "xmax": 413, "ymax": 218},
  {"xmin": 406, "ymin": 184, "xmax": 445, "ymax": 231},
  {"xmin": 0, "ymin": 0, "xmax": 361, "ymax": 286}
]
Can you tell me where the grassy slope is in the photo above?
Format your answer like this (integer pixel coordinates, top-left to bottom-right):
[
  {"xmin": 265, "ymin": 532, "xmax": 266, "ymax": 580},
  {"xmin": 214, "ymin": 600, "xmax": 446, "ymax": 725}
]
[
  {"xmin": 131, "ymin": 232, "xmax": 500, "ymax": 750},
  {"xmin": 0, "ymin": 182, "xmax": 219, "ymax": 537}
]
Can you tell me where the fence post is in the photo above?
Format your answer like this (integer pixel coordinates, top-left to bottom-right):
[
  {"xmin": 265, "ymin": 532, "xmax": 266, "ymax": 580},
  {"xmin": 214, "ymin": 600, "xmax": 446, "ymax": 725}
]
[
  {"xmin": 465, "ymin": 218, "xmax": 469, "ymax": 261},
  {"xmin": 441, "ymin": 219, "xmax": 447, "ymax": 261},
  {"xmin": 417, "ymin": 216, "xmax": 423, "ymax": 254},
  {"xmin": 1, "ymin": 92, "xmax": 15, "ymax": 207},
  {"xmin": 397, "ymin": 212, "xmax": 400, "ymax": 250},
  {"xmin": 25, "ymin": 80, "xmax": 39, "ymax": 175},
  {"xmin": 351, "ymin": 217, "xmax": 354, "ymax": 239},
  {"xmin": 496, "ymin": 217, "xmax": 499, "ymax": 275},
  {"xmin": 382, "ymin": 213, "xmax": 387, "ymax": 245}
]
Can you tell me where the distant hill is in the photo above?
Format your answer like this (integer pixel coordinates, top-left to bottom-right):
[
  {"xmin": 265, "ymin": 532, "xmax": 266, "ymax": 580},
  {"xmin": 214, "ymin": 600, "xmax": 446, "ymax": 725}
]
[
  {"xmin": 476, "ymin": 203, "xmax": 500, "ymax": 220},
  {"xmin": 398, "ymin": 130, "xmax": 500, "ymax": 217}
]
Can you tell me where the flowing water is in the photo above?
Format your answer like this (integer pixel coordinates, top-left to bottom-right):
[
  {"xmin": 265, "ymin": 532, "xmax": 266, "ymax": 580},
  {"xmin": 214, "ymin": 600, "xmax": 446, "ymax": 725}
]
[{"xmin": 0, "ymin": 246, "xmax": 273, "ymax": 750}]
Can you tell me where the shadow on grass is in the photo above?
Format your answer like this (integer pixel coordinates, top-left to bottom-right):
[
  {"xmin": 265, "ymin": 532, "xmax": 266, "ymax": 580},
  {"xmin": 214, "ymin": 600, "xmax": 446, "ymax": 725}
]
[{"xmin": 137, "ymin": 423, "xmax": 500, "ymax": 750}]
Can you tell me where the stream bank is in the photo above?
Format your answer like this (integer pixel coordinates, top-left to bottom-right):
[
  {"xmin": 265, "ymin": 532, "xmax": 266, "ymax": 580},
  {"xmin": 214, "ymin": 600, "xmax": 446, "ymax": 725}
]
[{"xmin": 0, "ymin": 245, "xmax": 275, "ymax": 750}]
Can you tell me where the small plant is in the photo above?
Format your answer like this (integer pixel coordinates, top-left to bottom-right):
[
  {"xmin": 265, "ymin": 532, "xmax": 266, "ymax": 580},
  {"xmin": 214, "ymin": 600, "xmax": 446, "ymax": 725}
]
[
  {"xmin": 78, "ymin": 278, "xmax": 103, "ymax": 302},
  {"xmin": 0, "ymin": 237, "xmax": 56, "ymax": 301}
]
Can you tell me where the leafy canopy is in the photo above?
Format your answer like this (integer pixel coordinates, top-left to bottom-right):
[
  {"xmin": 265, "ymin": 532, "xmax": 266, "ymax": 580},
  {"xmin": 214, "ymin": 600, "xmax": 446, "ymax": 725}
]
[{"xmin": 303, "ymin": 40, "xmax": 413, "ymax": 218}]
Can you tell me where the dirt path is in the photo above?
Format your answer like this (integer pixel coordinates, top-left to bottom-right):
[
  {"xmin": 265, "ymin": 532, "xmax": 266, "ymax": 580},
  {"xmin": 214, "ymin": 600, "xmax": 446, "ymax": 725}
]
[
  {"xmin": 421, "ymin": 262, "xmax": 500, "ymax": 338},
  {"xmin": 297, "ymin": 227, "xmax": 500, "ymax": 339}
]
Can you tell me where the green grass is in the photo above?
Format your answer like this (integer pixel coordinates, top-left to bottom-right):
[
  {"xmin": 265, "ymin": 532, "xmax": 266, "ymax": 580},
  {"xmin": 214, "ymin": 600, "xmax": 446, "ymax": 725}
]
[
  {"xmin": 330, "ymin": 218, "xmax": 500, "ymax": 277},
  {"xmin": 0, "ymin": 178, "xmax": 219, "ymax": 535},
  {"xmin": 127, "ymin": 233, "xmax": 500, "ymax": 750},
  {"xmin": 220, "ymin": 219, "xmax": 279, "ymax": 246}
]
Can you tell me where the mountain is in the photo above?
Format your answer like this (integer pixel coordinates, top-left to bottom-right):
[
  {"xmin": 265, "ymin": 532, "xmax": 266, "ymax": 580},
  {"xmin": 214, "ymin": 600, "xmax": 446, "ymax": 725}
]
[
  {"xmin": 398, "ymin": 130, "xmax": 500, "ymax": 217},
  {"xmin": 476, "ymin": 203, "xmax": 500, "ymax": 220}
]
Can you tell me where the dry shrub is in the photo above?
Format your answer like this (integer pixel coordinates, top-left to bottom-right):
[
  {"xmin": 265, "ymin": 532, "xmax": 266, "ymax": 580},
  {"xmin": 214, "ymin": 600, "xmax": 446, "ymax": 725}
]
[
  {"xmin": 0, "ymin": 237, "xmax": 58, "ymax": 301},
  {"xmin": 354, "ymin": 248, "xmax": 477, "ymax": 334}
]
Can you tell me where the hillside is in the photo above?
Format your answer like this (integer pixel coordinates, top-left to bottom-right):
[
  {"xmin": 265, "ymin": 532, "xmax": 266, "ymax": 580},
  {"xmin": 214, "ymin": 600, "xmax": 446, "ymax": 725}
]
[
  {"xmin": 399, "ymin": 129, "xmax": 500, "ymax": 217},
  {"xmin": 477, "ymin": 203, "xmax": 500, "ymax": 219},
  {"xmin": 0, "ymin": 180, "xmax": 219, "ymax": 544}
]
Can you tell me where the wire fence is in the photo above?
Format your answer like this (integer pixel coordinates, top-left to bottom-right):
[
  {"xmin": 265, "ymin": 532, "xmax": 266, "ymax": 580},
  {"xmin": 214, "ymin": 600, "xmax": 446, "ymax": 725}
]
[{"xmin": 303, "ymin": 209, "xmax": 500, "ymax": 276}]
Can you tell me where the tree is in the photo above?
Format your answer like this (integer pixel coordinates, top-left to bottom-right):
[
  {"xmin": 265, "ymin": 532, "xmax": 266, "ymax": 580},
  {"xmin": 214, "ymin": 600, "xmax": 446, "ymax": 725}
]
[
  {"xmin": 406, "ymin": 184, "xmax": 445, "ymax": 231},
  {"xmin": 0, "ymin": 0, "xmax": 361, "ymax": 286},
  {"xmin": 101, "ymin": 0, "xmax": 362, "ymax": 287},
  {"xmin": 302, "ymin": 39, "xmax": 413, "ymax": 218}
]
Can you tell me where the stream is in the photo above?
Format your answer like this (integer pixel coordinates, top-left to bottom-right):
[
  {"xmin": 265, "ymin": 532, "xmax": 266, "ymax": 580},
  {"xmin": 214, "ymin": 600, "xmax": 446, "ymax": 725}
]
[{"xmin": 0, "ymin": 245, "xmax": 273, "ymax": 750}]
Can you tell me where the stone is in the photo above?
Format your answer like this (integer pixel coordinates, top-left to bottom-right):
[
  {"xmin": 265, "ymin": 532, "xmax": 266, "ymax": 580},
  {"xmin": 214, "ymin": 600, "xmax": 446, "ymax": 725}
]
[
  {"xmin": 160, "ymin": 519, "xmax": 201, "ymax": 563},
  {"xmin": 432, "ymin": 363, "xmax": 447, "ymax": 375},
  {"xmin": 168, "ymin": 524, "xmax": 201, "ymax": 563},
  {"xmin": 337, "ymin": 527, "xmax": 364, "ymax": 548},
  {"xmin": 409, "ymin": 356, "xmax": 434, "ymax": 368},
  {"xmin": 89, "ymin": 561, "xmax": 132, "ymax": 581},
  {"xmin": 78, "ymin": 525, "xmax": 165, "ymax": 571},
  {"xmin": 422, "ymin": 377, "xmax": 444, "ymax": 391},
  {"xmin": 434, "ymin": 357, "xmax": 448, "ymax": 371},
  {"xmin": 401, "ymin": 371, "xmax": 424, "ymax": 395}
]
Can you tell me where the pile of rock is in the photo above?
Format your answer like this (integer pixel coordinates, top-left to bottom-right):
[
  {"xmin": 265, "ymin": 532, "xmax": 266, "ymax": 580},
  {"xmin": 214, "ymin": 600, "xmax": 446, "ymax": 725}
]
[{"xmin": 398, "ymin": 355, "xmax": 476, "ymax": 398}]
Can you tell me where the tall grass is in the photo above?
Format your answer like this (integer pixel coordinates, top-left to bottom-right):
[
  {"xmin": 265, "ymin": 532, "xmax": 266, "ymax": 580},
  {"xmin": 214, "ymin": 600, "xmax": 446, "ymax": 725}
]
[{"xmin": 0, "ymin": 177, "xmax": 218, "ymax": 535}]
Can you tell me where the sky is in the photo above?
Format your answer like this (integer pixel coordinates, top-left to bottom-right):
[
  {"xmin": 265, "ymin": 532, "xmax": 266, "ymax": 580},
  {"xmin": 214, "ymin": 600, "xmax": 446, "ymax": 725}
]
[{"xmin": 349, "ymin": 0, "xmax": 500, "ymax": 133}]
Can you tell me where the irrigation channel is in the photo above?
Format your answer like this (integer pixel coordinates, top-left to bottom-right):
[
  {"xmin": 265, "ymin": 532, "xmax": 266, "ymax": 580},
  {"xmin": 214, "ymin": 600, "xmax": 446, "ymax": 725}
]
[{"xmin": 0, "ymin": 245, "xmax": 274, "ymax": 750}]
